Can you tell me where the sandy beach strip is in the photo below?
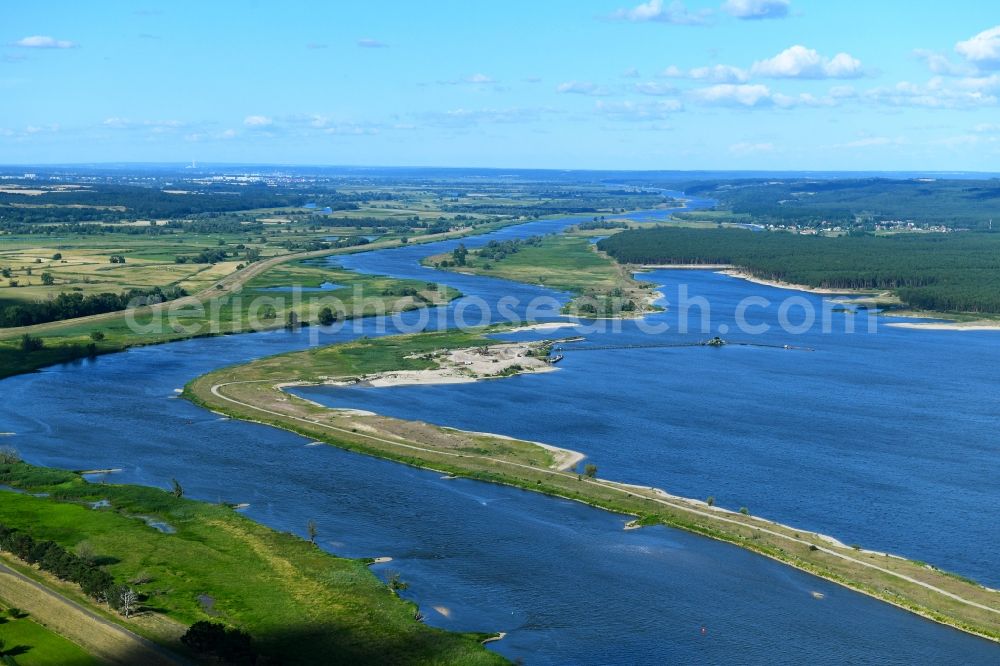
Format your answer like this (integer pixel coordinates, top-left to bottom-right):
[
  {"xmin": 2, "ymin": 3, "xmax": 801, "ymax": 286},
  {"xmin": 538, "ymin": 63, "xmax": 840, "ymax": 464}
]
[
  {"xmin": 506, "ymin": 321, "xmax": 578, "ymax": 333},
  {"xmin": 442, "ymin": 427, "xmax": 585, "ymax": 471},
  {"xmin": 886, "ymin": 321, "xmax": 1000, "ymax": 331}
]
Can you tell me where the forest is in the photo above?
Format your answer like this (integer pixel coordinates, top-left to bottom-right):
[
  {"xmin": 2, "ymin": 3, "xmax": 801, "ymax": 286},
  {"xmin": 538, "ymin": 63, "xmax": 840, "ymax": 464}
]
[
  {"xmin": 682, "ymin": 178, "xmax": 1000, "ymax": 229},
  {"xmin": 0, "ymin": 183, "xmax": 360, "ymax": 225},
  {"xmin": 0, "ymin": 285, "xmax": 188, "ymax": 327},
  {"xmin": 598, "ymin": 227, "xmax": 1000, "ymax": 313}
]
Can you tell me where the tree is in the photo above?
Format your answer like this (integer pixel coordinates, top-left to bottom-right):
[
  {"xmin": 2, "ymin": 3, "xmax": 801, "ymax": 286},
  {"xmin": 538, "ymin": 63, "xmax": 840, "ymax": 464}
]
[
  {"xmin": 583, "ymin": 463, "xmax": 598, "ymax": 478},
  {"xmin": 0, "ymin": 446, "xmax": 20, "ymax": 464},
  {"xmin": 170, "ymin": 478, "xmax": 184, "ymax": 499},
  {"xmin": 387, "ymin": 571, "xmax": 408, "ymax": 593},
  {"xmin": 52, "ymin": 252, "xmax": 62, "ymax": 260},
  {"xmin": 89, "ymin": 330, "xmax": 105, "ymax": 342},
  {"xmin": 706, "ymin": 496, "xmax": 715, "ymax": 507},
  {"xmin": 317, "ymin": 306, "xmax": 335, "ymax": 326},
  {"xmin": 181, "ymin": 621, "xmax": 256, "ymax": 663},
  {"xmin": 40, "ymin": 272, "xmax": 54, "ymax": 286},
  {"xmin": 119, "ymin": 586, "xmax": 138, "ymax": 618},
  {"xmin": 20, "ymin": 335, "xmax": 44, "ymax": 352},
  {"xmin": 452, "ymin": 243, "xmax": 468, "ymax": 266},
  {"xmin": 307, "ymin": 520, "xmax": 318, "ymax": 544},
  {"xmin": 285, "ymin": 310, "xmax": 299, "ymax": 329}
]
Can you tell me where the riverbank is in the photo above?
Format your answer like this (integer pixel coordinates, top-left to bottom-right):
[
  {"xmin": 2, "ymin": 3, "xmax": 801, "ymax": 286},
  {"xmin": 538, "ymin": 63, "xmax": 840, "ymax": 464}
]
[
  {"xmin": 185, "ymin": 330, "xmax": 1000, "ymax": 645},
  {"xmin": 0, "ymin": 217, "xmax": 530, "ymax": 380},
  {"xmin": 636, "ymin": 264, "xmax": 1000, "ymax": 329},
  {"xmin": 0, "ymin": 460, "xmax": 505, "ymax": 665}
]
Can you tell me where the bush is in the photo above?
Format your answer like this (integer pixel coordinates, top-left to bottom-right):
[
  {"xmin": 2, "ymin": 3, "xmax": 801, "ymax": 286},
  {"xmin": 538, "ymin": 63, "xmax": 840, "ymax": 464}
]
[
  {"xmin": 19, "ymin": 335, "xmax": 44, "ymax": 352},
  {"xmin": 181, "ymin": 621, "xmax": 257, "ymax": 664}
]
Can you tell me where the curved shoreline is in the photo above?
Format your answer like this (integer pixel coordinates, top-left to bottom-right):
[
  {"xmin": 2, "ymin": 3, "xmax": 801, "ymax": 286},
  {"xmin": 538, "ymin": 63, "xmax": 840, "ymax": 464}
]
[{"xmin": 187, "ymin": 338, "xmax": 1000, "ymax": 645}]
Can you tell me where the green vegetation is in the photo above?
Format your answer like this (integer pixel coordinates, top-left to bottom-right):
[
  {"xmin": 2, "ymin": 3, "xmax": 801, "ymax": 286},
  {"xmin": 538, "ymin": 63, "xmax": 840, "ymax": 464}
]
[
  {"xmin": 425, "ymin": 233, "xmax": 656, "ymax": 317},
  {"xmin": 684, "ymin": 177, "xmax": 1000, "ymax": 230},
  {"xmin": 0, "ymin": 286, "xmax": 188, "ymax": 328},
  {"xmin": 0, "ymin": 461, "xmax": 504, "ymax": 664},
  {"xmin": 0, "ymin": 247, "xmax": 461, "ymax": 379},
  {"xmin": 599, "ymin": 226, "xmax": 1000, "ymax": 314},
  {"xmin": 0, "ymin": 603, "xmax": 101, "ymax": 666},
  {"xmin": 186, "ymin": 330, "xmax": 1000, "ymax": 645}
]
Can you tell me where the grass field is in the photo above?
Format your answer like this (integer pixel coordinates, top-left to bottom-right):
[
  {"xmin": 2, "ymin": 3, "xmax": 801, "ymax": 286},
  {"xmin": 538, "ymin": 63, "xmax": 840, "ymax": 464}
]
[
  {"xmin": 186, "ymin": 330, "xmax": 1000, "ymax": 645},
  {"xmin": 424, "ymin": 233, "xmax": 658, "ymax": 317},
  {"xmin": 0, "ymin": 463, "xmax": 505, "ymax": 665},
  {"xmin": 0, "ymin": 601, "xmax": 101, "ymax": 665}
]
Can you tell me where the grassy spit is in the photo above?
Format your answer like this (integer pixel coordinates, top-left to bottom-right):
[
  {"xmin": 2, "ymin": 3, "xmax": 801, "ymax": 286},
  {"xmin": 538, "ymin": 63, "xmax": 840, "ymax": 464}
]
[
  {"xmin": 186, "ymin": 330, "xmax": 1000, "ymax": 644},
  {"xmin": 423, "ymin": 232, "xmax": 660, "ymax": 318}
]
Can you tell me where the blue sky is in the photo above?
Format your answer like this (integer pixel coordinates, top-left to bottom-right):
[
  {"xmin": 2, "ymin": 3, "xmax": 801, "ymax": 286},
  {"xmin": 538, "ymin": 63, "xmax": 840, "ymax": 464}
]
[{"xmin": 3, "ymin": 1, "xmax": 1000, "ymax": 170}]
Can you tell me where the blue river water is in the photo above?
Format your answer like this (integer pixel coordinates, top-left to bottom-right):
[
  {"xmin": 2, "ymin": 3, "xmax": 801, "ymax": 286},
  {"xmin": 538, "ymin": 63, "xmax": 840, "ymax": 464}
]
[{"xmin": 0, "ymin": 198, "xmax": 997, "ymax": 664}]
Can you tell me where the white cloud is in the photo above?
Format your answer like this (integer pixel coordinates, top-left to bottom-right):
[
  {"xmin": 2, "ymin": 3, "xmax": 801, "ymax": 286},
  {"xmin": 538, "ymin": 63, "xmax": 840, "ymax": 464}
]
[
  {"xmin": 721, "ymin": 0, "xmax": 789, "ymax": 20},
  {"xmin": 595, "ymin": 100, "xmax": 683, "ymax": 123},
  {"xmin": 622, "ymin": 67, "xmax": 640, "ymax": 78},
  {"xmin": 729, "ymin": 141, "xmax": 775, "ymax": 155},
  {"xmin": 864, "ymin": 78, "xmax": 998, "ymax": 109},
  {"xmin": 12, "ymin": 35, "xmax": 77, "ymax": 49},
  {"xmin": 690, "ymin": 83, "xmax": 772, "ymax": 106},
  {"xmin": 913, "ymin": 49, "xmax": 975, "ymax": 77},
  {"xmin": 610, "ymin": 0, "xmax": 713, "ymax": 25},
  {"xmin": 690, "ymin": 64, "xmax": 749, "ymax": 83},
  {"xmin": 633, "ymin": 81, "xmax": 677, "ymax": 95},
  {"xmin": 357, "ymin": 38, "xmax": 388, "ymax": 48},
  {"xmin": 101, "ymin": 118, "xmax": 185, "ymax": 132},
  {"xmin": 243, "ymin": 115, "xmax": 273, "ymax": 127},
  {"xmin": 661, "ymin": 64, "xmax": 749, "ymax": 83},
  {"xmin": 464, "ymin": 73, "xmax": 495, "ymax": 84},
  {"xmin": 751, "ymin": 45, "xmax": 863, "ymax": 79},
  {"xmin": 557, "ymin": 81, "xmax": 612, "ymax": 96},
  {"xmin": 955, "ymin": 25, "xmax": 1000, "ymax": 69}
]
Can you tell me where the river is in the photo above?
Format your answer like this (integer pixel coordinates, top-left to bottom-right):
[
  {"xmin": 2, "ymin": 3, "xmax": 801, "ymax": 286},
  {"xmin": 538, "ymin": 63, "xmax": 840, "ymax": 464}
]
[{"xmin": 1, "ymin": 197, "xmax": 997, "ymax": 664}]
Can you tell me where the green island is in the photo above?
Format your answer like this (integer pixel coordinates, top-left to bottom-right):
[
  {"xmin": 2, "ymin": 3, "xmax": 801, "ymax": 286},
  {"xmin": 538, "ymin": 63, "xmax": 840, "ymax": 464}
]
[
  {"xmin": 0, "ymin": 458, "xmax": 505, "ymax": 665},
  {"xmin": 423, "ymin": 230, "xmax": 660, "ymax": 317},
  {"xmin": 184, "ymin": 329, "xmax": 1000, "ymax": 645}
]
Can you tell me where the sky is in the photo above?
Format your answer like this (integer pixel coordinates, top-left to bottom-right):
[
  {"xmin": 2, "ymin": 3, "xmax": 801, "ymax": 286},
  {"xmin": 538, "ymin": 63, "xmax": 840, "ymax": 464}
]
[{"xmin": 3, "ymin": 0, "xmax": 1000, "ymax": 170}]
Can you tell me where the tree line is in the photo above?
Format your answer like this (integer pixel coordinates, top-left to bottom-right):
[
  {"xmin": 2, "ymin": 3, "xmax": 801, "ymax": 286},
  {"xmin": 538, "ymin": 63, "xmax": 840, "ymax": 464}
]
[
  {"xmin": 598, "ymin": 227, "xmax": 1000, "ymax": 313},
  {"xmin": 681, "ymin": 177, "xmax": 1000, "ymax": 230},
  {"xmin": 0, "ymin": 285, "xmax": 188, "ymax": 327}
]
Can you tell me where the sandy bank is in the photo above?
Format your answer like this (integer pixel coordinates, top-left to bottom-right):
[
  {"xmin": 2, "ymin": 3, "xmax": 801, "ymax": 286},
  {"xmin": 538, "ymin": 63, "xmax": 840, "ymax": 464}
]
[
  {"xmin": 350, "ymin": 341, "xmax": 557, "ymax": 388},
  {"xmin": 886, "ymin": 321, "xmax": 1000, "ymax": 331},
  {"xmin": 506, "ymin": 321, "xmax": 578, "ymax": 333},
  {"xmin": 637, "ymin": 263, "xmax": 735, "ymax": 270},
  {"xmin": 718, "ymin": 269, "xmax": 859, "ymax": 295},
  {"xmin": 444, "ymin": 427, "xmax": 585, "ymax": 472}
]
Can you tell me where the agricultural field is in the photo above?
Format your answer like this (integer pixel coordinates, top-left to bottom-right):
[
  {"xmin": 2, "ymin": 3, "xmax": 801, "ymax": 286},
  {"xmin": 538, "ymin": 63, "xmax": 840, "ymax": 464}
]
[{"xmin": 0, "ymin": 601, "xmax": 100, "ymax": 665}]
